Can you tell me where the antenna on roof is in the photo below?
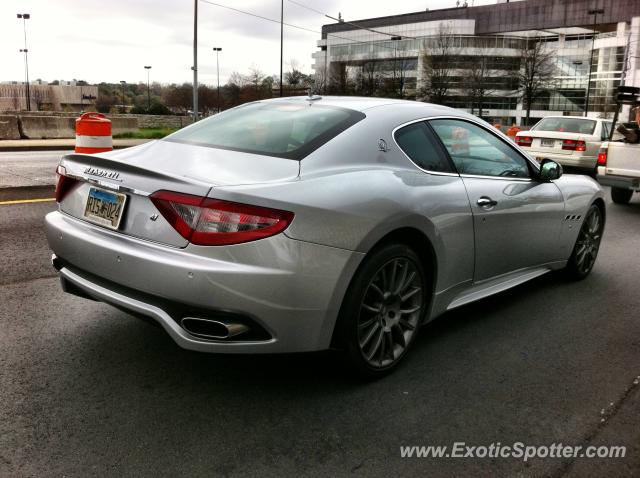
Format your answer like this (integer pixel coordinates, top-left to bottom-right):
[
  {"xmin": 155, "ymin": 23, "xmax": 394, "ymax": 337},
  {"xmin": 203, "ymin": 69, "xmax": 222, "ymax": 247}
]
[{"xmin": 307, "ymin": 88, "xmax": 322, "ymax": 102}]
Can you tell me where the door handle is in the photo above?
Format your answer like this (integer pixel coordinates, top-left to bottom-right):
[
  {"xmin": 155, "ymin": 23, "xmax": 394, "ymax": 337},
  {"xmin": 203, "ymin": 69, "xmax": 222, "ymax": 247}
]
[{"xmin": 477, "ymin": 196, "xmax": 498, "ymax": 208}]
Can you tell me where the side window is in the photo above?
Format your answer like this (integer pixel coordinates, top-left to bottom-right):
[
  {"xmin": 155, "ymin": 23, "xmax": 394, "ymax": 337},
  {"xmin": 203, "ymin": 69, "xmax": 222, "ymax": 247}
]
[
  {"xmin": 394, "ymin": 122, "xmax": 453, "ymax": 173},
  {"xmin": 429, "ymin": 119, "xmax": 530, "ymax": 178}
]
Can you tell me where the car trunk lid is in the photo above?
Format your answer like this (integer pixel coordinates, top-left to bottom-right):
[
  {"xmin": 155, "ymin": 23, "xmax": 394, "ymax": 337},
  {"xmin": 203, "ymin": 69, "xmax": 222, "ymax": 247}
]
[
  {"xmin": 518, "ymin": 131, "xmax": 588, "ymax": 155},
  {"xmin": 57, "ymin": 140, "xmax": 300, "ymax": 247}
]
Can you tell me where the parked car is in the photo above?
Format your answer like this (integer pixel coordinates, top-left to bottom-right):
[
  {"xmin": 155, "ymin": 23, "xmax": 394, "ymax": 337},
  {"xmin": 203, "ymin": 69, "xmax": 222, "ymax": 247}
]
[
  {"xmin": 45, "ymin": 97, "xmax": 606, "ymax": 377},
  {"xmin": 515, "ymin": 116, "xmax": 612, "ymax": 174}
]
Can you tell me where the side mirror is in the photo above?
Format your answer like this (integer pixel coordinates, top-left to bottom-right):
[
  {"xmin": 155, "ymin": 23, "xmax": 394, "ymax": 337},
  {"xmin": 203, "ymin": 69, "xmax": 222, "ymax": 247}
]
[{"xmin": 539, "ymin": 158, "xmax": 563, "ymax": 181}]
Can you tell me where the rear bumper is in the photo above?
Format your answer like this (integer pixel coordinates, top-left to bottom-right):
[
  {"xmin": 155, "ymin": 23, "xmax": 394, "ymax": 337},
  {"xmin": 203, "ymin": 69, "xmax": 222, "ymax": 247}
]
[
  {"xmin": 596, "ymin": 172, "xmax": 640, "ymax": 190},
  {"xmin": 527, "ymin": 150, "xmax": 596, "ymax": 170},
  {"xmin": 45, "ymin": 211, "xmax": 364, "ymax": 353}
]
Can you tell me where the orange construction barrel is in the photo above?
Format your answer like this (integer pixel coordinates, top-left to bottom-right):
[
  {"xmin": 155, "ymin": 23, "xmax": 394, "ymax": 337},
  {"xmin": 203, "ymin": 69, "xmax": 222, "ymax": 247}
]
[
  {"xmin": 75, "ymin": 112, "xmax": 113, "ymax": 154},
  {"xmin": 506, "ymin": 124, "xmax": 521, "ymax": 139}
]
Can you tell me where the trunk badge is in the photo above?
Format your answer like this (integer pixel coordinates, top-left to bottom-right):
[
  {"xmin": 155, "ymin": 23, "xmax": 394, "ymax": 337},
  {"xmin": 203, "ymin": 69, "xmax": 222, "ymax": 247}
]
[
  {"xmin": 150, "ymin": 214, "xmax": 159, "ymax": 221},
  {"xmin": 83, "ymin": 167, "xmax": 122, "ymax": 182}
]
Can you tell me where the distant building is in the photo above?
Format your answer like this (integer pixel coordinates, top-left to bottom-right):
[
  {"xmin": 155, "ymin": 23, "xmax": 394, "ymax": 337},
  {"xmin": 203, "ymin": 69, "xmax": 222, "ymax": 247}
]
[
  {"xmin": 0, "ymin": 81, "xmax": 98, "ymax": 112},
  {"xmin": 313, "ymin": 0, "xmax": 640, "ymax": 125}
]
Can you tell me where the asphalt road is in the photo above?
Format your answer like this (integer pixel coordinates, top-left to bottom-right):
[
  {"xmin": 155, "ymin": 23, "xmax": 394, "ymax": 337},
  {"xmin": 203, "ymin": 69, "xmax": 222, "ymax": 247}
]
[
  {"xmin": 0, "ymin": 151, "xmax": 65, "ymax": 189},
  {"xmin": 1, "ymin": 191, "xmax": 640, "ymax": 477}
]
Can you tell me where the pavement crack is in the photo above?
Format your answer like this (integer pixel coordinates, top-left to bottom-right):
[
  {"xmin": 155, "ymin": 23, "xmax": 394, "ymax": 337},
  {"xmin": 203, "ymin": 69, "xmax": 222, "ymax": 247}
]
[{"xmin": 554, "ymin": 373, "xmax": 640, "ymax": 477}]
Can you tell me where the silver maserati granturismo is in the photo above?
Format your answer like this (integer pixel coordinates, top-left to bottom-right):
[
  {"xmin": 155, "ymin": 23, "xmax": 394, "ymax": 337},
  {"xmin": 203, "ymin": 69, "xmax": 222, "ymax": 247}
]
[{"xmin": 45, "ymin": 97, "xmax": 605, "ymax": 377}]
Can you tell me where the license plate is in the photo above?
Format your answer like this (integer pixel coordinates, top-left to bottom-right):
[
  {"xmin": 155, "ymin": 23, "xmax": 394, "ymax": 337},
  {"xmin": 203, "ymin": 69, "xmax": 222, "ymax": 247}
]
[
  {"xmin": 83, "ymin": 187, "xmax": 127, "ymax": 229},
  {"xmin": 541, "ymin": 139, "xmax": 555, "ymax": 147}
]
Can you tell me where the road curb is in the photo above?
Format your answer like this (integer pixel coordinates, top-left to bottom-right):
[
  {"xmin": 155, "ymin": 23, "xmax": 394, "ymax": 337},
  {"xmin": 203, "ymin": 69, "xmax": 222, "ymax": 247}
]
[
  {"xmin": 0, "ymin": 185, "xmax": 55, "ymax": 202},
  {"xmin": 0, "ymin": 144, "xmax": 137, "ymax": 153}
]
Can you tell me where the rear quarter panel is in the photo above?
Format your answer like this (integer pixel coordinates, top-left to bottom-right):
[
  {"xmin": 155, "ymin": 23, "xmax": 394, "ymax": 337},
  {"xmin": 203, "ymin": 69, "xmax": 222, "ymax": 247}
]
[{"xmin": 209, "ymin": 108, "xmax": 476, "ymax": 299}]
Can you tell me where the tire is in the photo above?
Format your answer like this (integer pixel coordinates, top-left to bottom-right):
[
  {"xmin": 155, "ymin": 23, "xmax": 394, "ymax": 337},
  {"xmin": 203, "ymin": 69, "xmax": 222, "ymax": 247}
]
[
  {"xmin": 611, "ymin": 187, "xmax": 633, "ymax": 205},
  {"xmin": 335, "ymin": 243, "xmax": 429, "ymax": 378},
  {"xmin": 565, "ymin": 204, "xmax": 604, "ymax": 280}
]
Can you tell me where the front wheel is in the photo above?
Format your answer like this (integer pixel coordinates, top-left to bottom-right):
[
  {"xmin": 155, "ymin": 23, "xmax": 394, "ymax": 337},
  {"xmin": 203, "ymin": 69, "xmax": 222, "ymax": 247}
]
[
  {"xmin": 611, "ymin": 187, "xmax": 633, "ymax": 205},
  {"xmin": 336, "ymin": 244, "xmax": 428, "ymax": 378},
  {"xmin": 565, "ymin": 204, "xmax": 603, "ymax": 280}
]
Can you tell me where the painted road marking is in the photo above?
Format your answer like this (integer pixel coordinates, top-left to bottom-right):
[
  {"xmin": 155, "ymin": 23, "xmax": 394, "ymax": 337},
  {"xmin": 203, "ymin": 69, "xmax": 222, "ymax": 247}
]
[{"xmin": 0, "ymin": 198, "xmax": 55, "ymax": 205}]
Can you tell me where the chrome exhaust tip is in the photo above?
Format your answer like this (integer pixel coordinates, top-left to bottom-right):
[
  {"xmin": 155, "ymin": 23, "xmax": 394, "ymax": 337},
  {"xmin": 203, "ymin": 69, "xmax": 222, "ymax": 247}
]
[{"xmin": 181, "ymin": 317, "xmax": 249, "ymax": 340}]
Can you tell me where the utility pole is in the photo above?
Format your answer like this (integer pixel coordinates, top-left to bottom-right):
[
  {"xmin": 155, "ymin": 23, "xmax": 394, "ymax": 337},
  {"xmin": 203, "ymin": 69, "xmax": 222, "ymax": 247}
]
[
  {"xmin": 213, "ymin": 48, "xmax": 222, "ymax": 113},
  {"xmin": 17, "ymin": 13, "xmax": 31, "ymax": 111},
  {"xmin": 144, "ymin": 66, "xmax": 152, "ymax": 110},
  {"xmin": 280, "ymin": 0, "xmax": 284, "ymax": 97},
  {"xmin": 192, "ymin": 0, "xmax": 199, "ymax": 121},
  {"xmin": 584, "ymin": 7, "xmax": 605, "ymax": 117},
  {"xmin": 120, "ymin": 81, "xmax": 126, "ymax": 113}
]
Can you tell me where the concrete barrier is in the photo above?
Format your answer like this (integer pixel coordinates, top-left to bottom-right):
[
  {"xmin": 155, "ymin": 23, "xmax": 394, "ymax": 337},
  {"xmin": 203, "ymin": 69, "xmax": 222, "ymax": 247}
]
[
  {"xmin": 0, "ymin": 113, "xmax": 168, "ymax": 139},
  {"xmin": 110, "ymin": 117, "xmax": 139, "ymax": 136},
  {"xmin": 19, "ymin": 115, "xmax": 76, "ymax": 139},
  {"xmin": 0, "ymin": 115, "xmax": 21, "ymax": 140}
]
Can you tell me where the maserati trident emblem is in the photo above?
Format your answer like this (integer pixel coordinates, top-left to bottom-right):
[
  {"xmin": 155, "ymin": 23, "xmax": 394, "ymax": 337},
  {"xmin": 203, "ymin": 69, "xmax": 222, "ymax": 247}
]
[
  {"xmin": 83, "ymin": 167, "xmax": 122, "ymax": 182},
  {"xmin": 378, "ymin": 139, "xmax": 388, "ymax": 152}
]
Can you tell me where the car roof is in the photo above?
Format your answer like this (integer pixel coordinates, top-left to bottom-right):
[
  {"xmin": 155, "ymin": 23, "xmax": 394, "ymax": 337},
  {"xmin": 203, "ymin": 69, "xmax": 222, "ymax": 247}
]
[
  {"xmin": 260, "ymin": 95, "xmax": 463, "ymax": 116},
  {"xmin": 538, "ymin": 116, "xmax": 607, "ymax": 122}
]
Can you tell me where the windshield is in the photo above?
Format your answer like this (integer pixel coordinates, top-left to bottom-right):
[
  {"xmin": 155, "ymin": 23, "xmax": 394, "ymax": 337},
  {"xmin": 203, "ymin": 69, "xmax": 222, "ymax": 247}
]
[
  {"xmin": 532, "ymin": 117, "xmax": 596, "ymax": 135},
  {"xmin": 165, "ymin": 102, "xmax": 365, "ymax": 160}
]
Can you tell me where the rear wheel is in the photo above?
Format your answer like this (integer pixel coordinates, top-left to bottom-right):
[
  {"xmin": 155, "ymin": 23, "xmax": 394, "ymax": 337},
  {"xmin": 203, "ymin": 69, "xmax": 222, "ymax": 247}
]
[
  {"xmin": 336, "ymin": 243, "xmax": 428, "ymax": 378},
  {"xmin": 565, "ymin": 204, "xmax": 603, "ymax": 280},
  {"xmin": 611, "ymin": 187, "xmax": 633, "ymax": 205}
]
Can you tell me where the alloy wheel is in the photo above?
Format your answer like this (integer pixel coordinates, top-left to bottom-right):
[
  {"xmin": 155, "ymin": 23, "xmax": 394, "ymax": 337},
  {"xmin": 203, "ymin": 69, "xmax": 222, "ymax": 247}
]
[
  {"xmin": 357, "ymin": 257, "xmax": 423, "ymax": 368},
  {"xmin": 574, "ymin": 207, "xmax": 603, "ymax": 275}
]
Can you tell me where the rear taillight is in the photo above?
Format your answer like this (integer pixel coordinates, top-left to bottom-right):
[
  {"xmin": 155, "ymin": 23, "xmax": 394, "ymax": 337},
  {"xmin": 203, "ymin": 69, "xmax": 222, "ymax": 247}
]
[
  {"xmin": 597, "ymin": 148, "xmax": 607, "ymax": 166},
  {"xmin": 55, "ymin": 165, "xmax": 79, "ymax": 203},
  {"xmin": 562, "ymin": 139, "xmax": 586, "ymax": 151},
  {"xmin": 516, "ymin": 136, "xmax": 532, "ymax": 147},
  {"xmin": 150, "ymin": 191, "xmax": 294, "ymax": 246}
]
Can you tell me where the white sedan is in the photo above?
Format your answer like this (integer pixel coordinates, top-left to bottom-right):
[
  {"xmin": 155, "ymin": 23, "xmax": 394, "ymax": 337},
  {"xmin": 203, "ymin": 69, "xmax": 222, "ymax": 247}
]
[{"xmin": 515, "ymin": 116, "xmax": 612, "ymax": 174}]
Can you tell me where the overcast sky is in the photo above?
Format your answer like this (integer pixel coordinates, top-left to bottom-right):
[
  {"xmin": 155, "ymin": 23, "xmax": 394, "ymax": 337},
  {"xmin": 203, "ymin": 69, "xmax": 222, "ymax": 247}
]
[{"xmin": 1, "ymin": 0, "xmax": 495, "ymax": 86}]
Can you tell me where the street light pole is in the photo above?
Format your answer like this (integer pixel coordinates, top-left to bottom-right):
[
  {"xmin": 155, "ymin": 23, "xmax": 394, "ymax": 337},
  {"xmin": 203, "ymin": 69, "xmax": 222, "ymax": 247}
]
[
  {"xmin": 584, "ymin": 7, "xmax": 605, "ymax": 117},
  {"xmin": 144, "ymin": 66, "xmax": 152, "ymax": 111},
  {"xmin": 120, "ymin": 81, "xmax": 126, "ymax": 113},
  {"xmin": 192, "ymin": 0, "xmax": 199, "ymax": 121},
  {"xmin": 213, "ymin": 48, "xmax": 222, "ymax": 113},
  {"xmin": 17, "ymin": 13, "xmax": 31, "ymax": 111},
  {"xmin": 280, "ymin": 0, "xmax": 283, "ymax": 97}
]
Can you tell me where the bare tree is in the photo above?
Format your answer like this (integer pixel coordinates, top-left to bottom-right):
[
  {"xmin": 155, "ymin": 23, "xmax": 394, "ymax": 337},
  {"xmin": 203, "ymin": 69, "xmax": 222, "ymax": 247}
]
[
  {"xmin": 419, "ymin": 27, "xmax": 455, "ymax": 104},
  {"xmin": 247, "ymin": 66, "xmax": 266, "ymax": 98},
  {"xmin": 464, "ymin": 56, "xmax": 493, "ymax": 118},
  {"xmin": 227, "ymin": 71, "xmax": 248, "ymax": 88},
  {"xmin": 360, "ymin": 61, "xmax": 381, "ymax": 96},
  {"xmin": 388, "ymin": 44, "xmax": 413, "ymax": 99},
  {"xmin": 516, "ymin": 37, "xmax": 556, "ymax": 126},
  {"xmin": 313, "ymin": 65, "xmax": 327, "ymax": 94},
  {"xmin": 163, "ymin": 83, "xmax": 192, "ymax": 114}
]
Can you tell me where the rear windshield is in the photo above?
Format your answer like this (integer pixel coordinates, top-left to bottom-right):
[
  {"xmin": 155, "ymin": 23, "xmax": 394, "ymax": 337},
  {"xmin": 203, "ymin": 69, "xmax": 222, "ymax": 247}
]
[
  {"xmin": 165, "ymin": 102, "xmax": 365, "ymax": 160},
  {"xmin": 532, "ymin": 117, "xmax": 596, "ymax": 135}
]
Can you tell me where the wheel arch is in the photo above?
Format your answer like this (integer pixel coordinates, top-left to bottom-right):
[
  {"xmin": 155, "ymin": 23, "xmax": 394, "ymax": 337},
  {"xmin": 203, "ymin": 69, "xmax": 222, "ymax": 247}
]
[
  {"xmin": 329, "ymin": 226, "xmax": 438, "ymax": 349},
  {"xmin": 592, "ymin": 197, "xmax": 606, "ymax": 225}
]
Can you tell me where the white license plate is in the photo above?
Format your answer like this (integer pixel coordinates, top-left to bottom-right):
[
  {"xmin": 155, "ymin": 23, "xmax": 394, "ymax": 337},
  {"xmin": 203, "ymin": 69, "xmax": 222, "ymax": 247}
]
[
  {"xmin": 541, "ymin": 139, "xmax": 555, "ymax": 147},
  {"xmin": 83, "ymin": 187, "xmax": 127, "ymax": 229}
]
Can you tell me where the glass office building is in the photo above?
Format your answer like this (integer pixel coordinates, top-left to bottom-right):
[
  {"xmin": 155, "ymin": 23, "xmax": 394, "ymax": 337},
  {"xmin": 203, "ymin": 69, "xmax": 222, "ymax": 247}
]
[{"xmin": 312, "ymin": 0, "xmax": 640, "ymax": 126}]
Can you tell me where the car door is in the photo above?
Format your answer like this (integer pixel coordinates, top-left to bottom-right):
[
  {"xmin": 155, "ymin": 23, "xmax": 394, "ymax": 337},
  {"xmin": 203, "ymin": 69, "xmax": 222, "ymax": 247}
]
[{"xmin": 428, "ymin": 118, "xmax": 566, "ymax": 282}]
